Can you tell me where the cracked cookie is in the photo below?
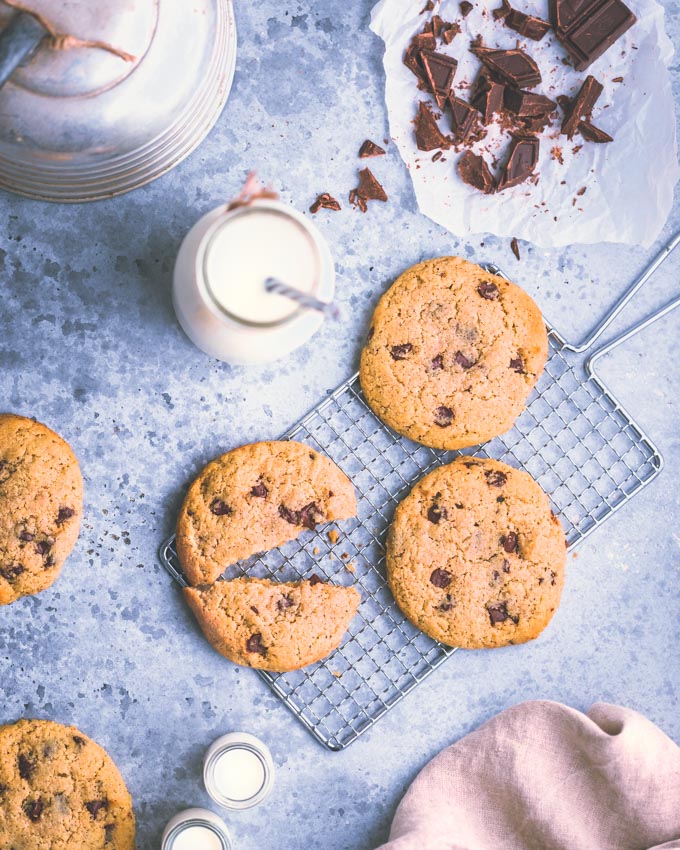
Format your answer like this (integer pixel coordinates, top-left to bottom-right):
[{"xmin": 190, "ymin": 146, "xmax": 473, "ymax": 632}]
[
  {"xmin": 0, "ymin": 718, "xmax": 135, "ymax": 849},
  {"xmin": 176, "ymin": 441, "xmax": 357, "ymax": 586},
  {"xmin": 359, "ymin": 256, "xmax": 548, "ymax": 450},
  {"xmin": 184, "ymin": 576, "xmax": 360, "ymax": 671},
  {"xmin": 0, "ymin": 414, "xmax": 83, "ymax": 606},
  {"xmin": 386, "ymin": 457, "xmax": 566, "ymax": 649}
]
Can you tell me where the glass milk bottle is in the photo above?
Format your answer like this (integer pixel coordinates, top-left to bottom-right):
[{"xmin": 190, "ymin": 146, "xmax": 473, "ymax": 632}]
[{"xmin": 172, "ymin": 199, "xmax": 335, "ymax": 365}]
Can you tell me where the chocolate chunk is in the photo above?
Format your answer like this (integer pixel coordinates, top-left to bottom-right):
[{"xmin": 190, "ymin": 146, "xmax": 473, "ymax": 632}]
[
  {"xmin": 250, "ymin": 482, "xmax": 268, "ymax": 498},
  {"xmin": 310, "ymin": 193, "xmax": 341, "ymax": 213},
  {"xmin": 487, "ymin": 601, "xmax": 509, "ymax": 624},
  {"xmin": 415, "ymin": 101, "xmax": 451, "ymax": 151},
  {"xmin": 470, "ymin": 72, "xmax": 505, "ymax": 125},
  {"xmin": 35, "ymin": 539, "xmax": 53, "ymax": 555},
  {"xmin": 454, "ymin": 351, "xmax": 475, "ymax": 369},
  {"xmin": 510, "ymin": 355, "xmax": 525, "ymax": 372},
  {"xmin": 18, "ymin": 753, "xmax": 35, "ymax": 779},
  {"xmin": 560, "ymin": 75, "xmax": 603, "ymax": 138},
  {"xmin": 105, "ymin": 823, "xmax": 116, "ymax": 843},
  {"xmin": 434, "ymin": 406, "xmax": 454, "ymax": 427},
  {"xmin": 472, "ymin": 47, "xmax": 542, "ymax": 88},
  {"xmin": 477, "ymin": 281, "xmax": 499, "ymax": 299},
  {"xmin": 504, "ymin": 88, "xmax": 557, "ymax": 118},
  {"xmin": 359, "ymin": 139, "xmax": 386, "ymax": 158},
  {"xmin": 0, "ymin": 563, "xmax": 24, "ymax": 581},
  {"xmin": 431, "ymin": 354, "xmax": 444, "ymax": 370},
  {"xmin": 579, "ymin": 119, "xmax": 613, "ymax": 142},
  {"xmin": 485, "ymin": 470, "xmax": 507, "ymax": 487},
  {"xmin": 279, "ymin": 505, "xmax": 299, "ymax": 525},
  {"xmin": 497, "ymin": 135, "xmax": 539, "ymax": 192},
  {"xmin": 56, "ymin": 506, "xmax": 76, "ymax": 525},
  {"xmin": 429, "ymin": 15, "xmax": 446, "ymax": 36},
  {"xmin": 550, "ymin": 0, "xmax": 636, "ymax": 71},
  {"xmin": 349, "ymin": 168, "xmax": 388, "ymax": 212},
  {"xmin": 448, "ymin": 96, "xmax": 477, "ymax": 144},
  {"xmin": 390, "ymin": 343, "xmax": 413, "ymax": 360},
  {"xmin": 502, "ymin": 531, "xmax": 519, "ymax": 553},
  {"xmin": 277, "ymin": 594, "xmax": 295, "ymax": 610},
  {"xmin": 442, "ymin": 22, "xmax": 461, "ymax": 43},
  {"xmin": 505, "ymin": 9, "xmax": 551, "ymax": 40},
  {"xmin": 493, "ymin": 0, "xmax": 511, "ymax": 19},
  {"xmin": 72, "ymin": 735, "xmax": 86, "ymax": 747},
  {"xmin": 210, "ymin": 499, "xmax": 232, "ymax": 516},
  {"xmin": 246, "ymin": 633, "xmax": 266, "ymax": 655},
  {"xmin": 403, "ymin": 45, "xmax": 427, "ymax": 83},
  {"xmin": 298, "ymin": 501, "xmax": 322, "ymax": 529},
  {"xmin": 420, "ymin": 50, "xmax": 458, "ymax": 108},
  {"xmin": 459, "ymin": 1, "xmax": 473, "ymax": 16},
  {"xmin": 23, "ymin": 798, "xmax": 44, "ymax": 821},
  {"xmin": 438, "ymin": 594, "xmax": 455, "ymax": 611},
  {"xmin": 457, "ymin": 150, "xmax": 496, "ymax": 194},
  {"xmin": 412, "ymin": 31, "xmax": 437, "ymax": 50},
  {"xmin": 18, "ymin": 530, "xmax": 34, "ymax": 542},
  {"xmin": 430, "ymin": 568, "xmax": 452, "ymax": 588},
  {"xmin": 427, "ymin": 504, "xmax": 448, "ymax": 523},
  {"xmin": 86, "ymin": 800, "xmax": 109, "ymax": 818},
  {"xmin": 309, "ymin": 573, "xmax": 323, "ymax": 586}
]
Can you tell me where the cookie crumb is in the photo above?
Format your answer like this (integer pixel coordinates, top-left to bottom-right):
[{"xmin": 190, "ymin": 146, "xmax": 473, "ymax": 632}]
[
  {"xmin": 346, "ymin": 562, "xmax": 356, "ymax": 573},
  {"xmin": 328, "ymin": 530, "xmax": 339, "ymax": 544},
  {"xmin": 313, "ymin": 547, "xmax": 320, "ymax": 555}
]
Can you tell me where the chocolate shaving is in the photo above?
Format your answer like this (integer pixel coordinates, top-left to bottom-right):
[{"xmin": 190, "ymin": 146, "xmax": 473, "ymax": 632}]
[{"xmin": 309, "ymin": 193, "xmax": 341, "ymax": 213}]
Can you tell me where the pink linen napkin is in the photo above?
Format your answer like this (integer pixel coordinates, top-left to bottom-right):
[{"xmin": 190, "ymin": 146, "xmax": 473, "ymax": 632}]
[{"xmin": 376, "ymin": 701, "xmax": 680, "ymax": 850}]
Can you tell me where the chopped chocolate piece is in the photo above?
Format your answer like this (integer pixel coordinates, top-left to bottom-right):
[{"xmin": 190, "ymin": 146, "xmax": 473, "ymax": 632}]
[
  {"xmin": 56, "ymin": 506, "xmax": 76, "ymax": 525},
  {"xmin": 309, "ymin": 573, "xmax": 323, "ymax": 585},
  {"xmin": 359, "ymin": 139, "xmax": 386, "ymax": 158},
  {"xmin": 421, "ymin": 50, "xmax": 458, "ymax": 108},
  {"xmin": 579, "ymin": 119, "xmax": 613, "ymax": 142},
  {"xmin": 390, "ymin": 343, "xmax": 413, "ymax": 360},
  {"xmin": 310, "ymin": 193, "xmax": 341, "ymax": 213},
  {"xmin": 510, "ymin": 355, "xmax": 525, "ymax": 372},
  {"xmin": 457, "ymin": 150, "xmax": 496, "ymax": 194},
  {"xmin": 510, "ymin": 238, "xmax": 521, "ymax": 260},
  {"xmin": 497, "ymin": 135, "xmax": 539, "ymax": 192},
  {"xmin": 432, "ymin": 150, "xmax": 443, "ymax": 162},
  {"xmin": 430, "ymin": 14, "xmax": 446, "ymax": 36},
  {"xmin": 414, "ymin": 101, "xmax": 451, "ymax": 151},
  {"xmin": 459, "ymin": 1, "xmax": 473, "ymax": 15},
  {"xmin": 430, "ymin": 568, "xmax": 452, "ymax": 588},
  {"xmin": 35, "ymin": 539, "xmax": 53, "ymax": 555},
  {"xmin": 485, "ymin": 470, "xmax": 507, "ymax": 487},
  {"xmin": 349, "ymin": 168, "xmax": 388, "ymax": 212},
  {"xmin": 246, "ymin": 633, "xmax": 266, "ymax": 654},
  {"xmin": 522, "ymin": 113, "xmax": 553, "ymax": 133},
  {"xmin": 470, "ymin": 72, "xmax": 505, "ymax": 125},
  {"xmin": 487, "ymin": 601, "xmax": 509, "ymax": 624},
  {"xmin": 434, "ymin": 406, "xmax": 454, "ymax": 427},
  {"xmin": 18, "ymin": 530, "xmax": 34, "ymax": 542},
  {"xmin": 549, "ymin": 0, "xmax": 636, "ymax": 71},
  {"xmin": 505, "ymin": 9, "xmax": 551, "ymax": 40},
  {"xmin": 448, "ymin": 96, "xmax": 477, "ymax": 144},
  {"xmin": 551, "ymin": 145, "xmax": 564, "ymax": 164},
  {"xmin": 427, "ymin": 503, "xmax": 448, "ymax": 523},
  {"xmin": 403, "ymin": 45, "xmax": 427, "ymax": 83},
  {"xmin": 250, "ymin": 482, "xmax": 268, "ymax": 498},
  {"xmin": 493, "ymin": 0, "xmax": 511, "ymax": 19},
  {"xmin": 454, "ymin": 351, "xmax": 475, "ymax": 369},
  {"xmin": 560, "ymin": 75, "xmax": 603, "ymax": 138},
  {"xmin": 556, "ymin": 93, "xmax": 572, "ymax": 112},
  {"xmin": 412, "ymin": 31, "xmax": 437, "ymax": 51},
  {"xmin": 502, "ymin": 531, "xmax": 519, "ymax": 553},
  {"xmin": 504, "ymin": 88, "xmax": 557, "ymax": 118},
  {"xmin": 577, "ymin": 186, "xmax": 587, "ymax": 195},
  {"xmin": 421, "ymin": 0, "xmax": 435, "ymax": 11},
  {"xmin": 472, "ymin": 47, "xmax": 542, "ymax": 89},
  {"xmin": 442, "ymin": 22, "xmax": 461, "ymax": 43},
  {"xmin": 210, "ymin": 498, "xmax": 232, "ymax": 516},
  {"xmin": 470, "ymin": 33, "xmax": 484, "ymax": 49},
  {"xmin": 431, "ymin": 354, "xmax": 444, "ymax": 370},
  {"xmin": 477, "ymin": 281, "xmax": 499, "ymax": 299}
]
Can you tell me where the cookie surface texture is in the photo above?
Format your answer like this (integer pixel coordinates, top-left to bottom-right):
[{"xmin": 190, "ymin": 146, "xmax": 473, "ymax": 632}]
[
  {"xmin": 387, "ymin": 457, "xmax": 566, "ymax": 649},
  {"xmin": 359, "ymin": 256, "xmax": 548, "ymax": 449},
  {"xmin": 176, "ymin": 440, "xmax": 357, "ymax": 586},
  {"xmin": 0, "ymin": 413, "xmax": 83, "ymax": 605},
  {"xmin": 0, "ymin": 718, "xmax": 135, "ymax": 849},
  {"xmin": 184, "ymin": 577, "xmax": 360, "ymax": 672}
]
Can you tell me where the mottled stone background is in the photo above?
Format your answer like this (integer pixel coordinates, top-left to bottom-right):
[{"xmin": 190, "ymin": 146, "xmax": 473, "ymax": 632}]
[{"xmin": 1, "ymin": 1, "xmax": 679, "ymax": 848}]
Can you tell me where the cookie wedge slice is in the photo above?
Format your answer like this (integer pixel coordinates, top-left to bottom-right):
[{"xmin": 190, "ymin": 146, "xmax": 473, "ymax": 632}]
[
  {"xmin": 184, "ymin": 577, "xmax": 360, "ymax": 672},
  {"xmin": 176, "ymin": 441, "xmax": 357, "ymax": 586}
]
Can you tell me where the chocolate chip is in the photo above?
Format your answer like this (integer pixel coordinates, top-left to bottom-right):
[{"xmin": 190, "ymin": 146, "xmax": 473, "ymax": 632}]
[
  {"xmin": 427, "ymin": 504, "xmax": 448, "ymax": 524},
  {"xmin": 455, "ymin": 502, "xmax": 464, "ymax": 509},
  {"xmin": 298, "ymin": 501, "xmax": 322, "ymax": 530},
  {"xmin": 496, "ymin": 496, "xmax": 505, "ymax": 503},
  {"xmin": 277, "ymin": 594, "xmax": 295, "ymax": 610},
  {"xmin": 438, "ymin": 594, "xmax": 455, "ymax": 611},
  {"xmin": 246, "ymin": 633, "xmax": 266, "ymax": 655},
  {"xmin": 454, "ymin": 351, "xmax": 475, "ymax": 369},
  {"xmin": 105, "ymin": 824, "xmax": 116, "ymax": 843},
  {"xmin": 510, "ymin": 356, "xmax": 525, "ymax": 373},
  {"xmin": 502, "ymin": 560, "xmax": 511, "ymax": 573},
  {"xmin": 477, "ymin": 281, "xmax": 499, "ymax": 300},
  {"xmin": 431, "ymin": 354, "xmax": 444, "ymax": 370},
  {"xmin": 487, "ymin": 601, "xmax": 509, "ymax": 624},
  {"xmin": 550, "ymin": 570, "xmax": 556, "ymax": 586},
  {"xmin": 309, "ymin": 573, "xmax": 323, "ymax": 586},
  {"xmin": 279, "ymin": 505, "xmax": 298, "ymax": 525},
  {"xmin": 430, "ymin": 568, "xmax": 452, "ymax": 588},
  {"xmin": 0, "ymin": 563, "xmax": 24, "ymax": 581},
  {"xmin": 23, "ymin": 798, "xmax": 43, "ymax": 821},
  {"xmin": 485, "ymin": 470, "xmax": 507, "ymax": 487},
  {"xmin": 18, "ymin": 531, "xmax": 34, "ymax": 542},
  {"xmin": 390, "ymin": 343, "xmax": 413, "ymax": 360},
  {"xmin": 56, "ymin": 506, "xmax": 76, "ymax": 525},
  {"xmin": 210, "ymin": 499, "xmax": 232, "ymax": 516},
  {"xmin": 18, "ymin": 753, "xmax": 35, "ymax": 779},
  {"xmin": 86, "ymin": 799, "xmax": 109, "ymax": 818},
  {"xmin": 250, "ymin": 605, "xmax": 259, "ymax": 614},
  {"xmin": 35, "ymin": 540, "xmax": 53, "ymax": 555},
  {"xmin": 434, "ymin": 406, "xmax": 454, "ymax": 427},
  {"xmin": 538, "ymin": 576, "xmax": 545, "ymax": 584},
  {"xmin": 250, "ymin": 483, "xmax": 268, "ymax": 498},
  {"xmin": 502, "ymin": 532, "xmax": 519, "ymax": 553},
  {"xmin": 72, "ymin": 735, "xmax": 86, "ymax": 747}
]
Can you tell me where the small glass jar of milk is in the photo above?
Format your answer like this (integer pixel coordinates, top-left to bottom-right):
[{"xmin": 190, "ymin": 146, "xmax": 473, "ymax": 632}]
[
  {"xmin": 203, "ymin": 732, "xmax": 275, "ymax": 809},
  {"xmin": 161, "ymin": 807, "xmax": 232, "ymax": 850},
  {"xmin": 173, "ymin": 199, "xmax": 335, "ymax": 365}
]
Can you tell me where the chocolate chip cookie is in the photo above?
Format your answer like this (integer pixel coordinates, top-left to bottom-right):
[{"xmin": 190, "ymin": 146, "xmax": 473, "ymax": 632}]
[
  {"xmin": 176, "ymin": 441, "xmax": 357, "ymax": 586},
  {"xmin": 359, "ymin": 257, "xmax": 548, "ymax": 450},
  {"xmin": 184, "ymin": 577, "xmax": 360, "ymax": 671},
  {"xmin": 387, "ymin": 457, "xmax": 566, "ymax": 649},
  {"xmin": 0, "ymin": 719, "xmax": 135, "ymax": 849},
  {"xmin": 0, "ymin": 414, "xmax": 83, "ymax": 605}
]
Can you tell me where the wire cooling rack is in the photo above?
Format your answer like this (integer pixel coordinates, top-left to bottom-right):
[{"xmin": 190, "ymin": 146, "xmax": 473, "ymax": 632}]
[{"xmin": 160, "ymin": 236, "xmax": 680, "ymax": 751}]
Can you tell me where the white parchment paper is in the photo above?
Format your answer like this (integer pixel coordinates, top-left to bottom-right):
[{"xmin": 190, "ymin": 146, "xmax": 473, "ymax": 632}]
[{"xmin": 370, "ymin": 0, "xmax": 678, "ymax": 247}]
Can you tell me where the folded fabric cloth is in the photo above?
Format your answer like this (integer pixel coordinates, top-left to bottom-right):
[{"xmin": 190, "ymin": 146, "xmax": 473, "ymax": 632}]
[{"xmin": 376, "ymin": 701, "xmax": 680, "ymax": 850}]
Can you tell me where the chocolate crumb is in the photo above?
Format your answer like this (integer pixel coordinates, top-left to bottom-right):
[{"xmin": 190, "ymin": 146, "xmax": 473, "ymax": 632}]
[
  {"xmin": 510, "ymin": 238, "xmax": 520, "ymax": 260},
  {"xmin": 310, "ymin": 193, "xmax": 341, "ymax": 214}
]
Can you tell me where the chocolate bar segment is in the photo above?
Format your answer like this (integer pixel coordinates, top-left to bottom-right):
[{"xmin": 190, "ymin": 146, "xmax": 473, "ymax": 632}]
[
  {"xmin": 505, "ymin": 9, "xmax": 551, "ymax": 41},
  {"xmin": 414, "ymin": 101, "xmax": 452, "ymax": 151},
  {"xmin": 550, "ymin": 0, "xmax": 636, "ymax": 71},
  {"xmin": 560, "ymin": 75, "xmax": 603, "ymax": 138},
  {"xmin": 497, "ymin": 135, "xmax": 539, "ymax": 191},
  {"xmin": 579, "ymin": 119, "xmax": 613, "ymax": 142},
  {"xmin": 449, "ymin": 96, "xmax": 478, "ymax": 144},
  {"xmin": 504, "ymin": 89, "xmax": 557, "ymax": 117},
  {"xmin": 472, "ymin": 47, "xmax": 542, "ymax": 88},
  {"xmin": 421, "ymin": 50, "xmax": 458, "ymax": 107},
  {"xmin": 470, "ymin": 72, "xmax": 505, "ymax": 124},
  {"xmin": 457, "ymin": 150, "xmax": 496, "ymax": 193}
]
